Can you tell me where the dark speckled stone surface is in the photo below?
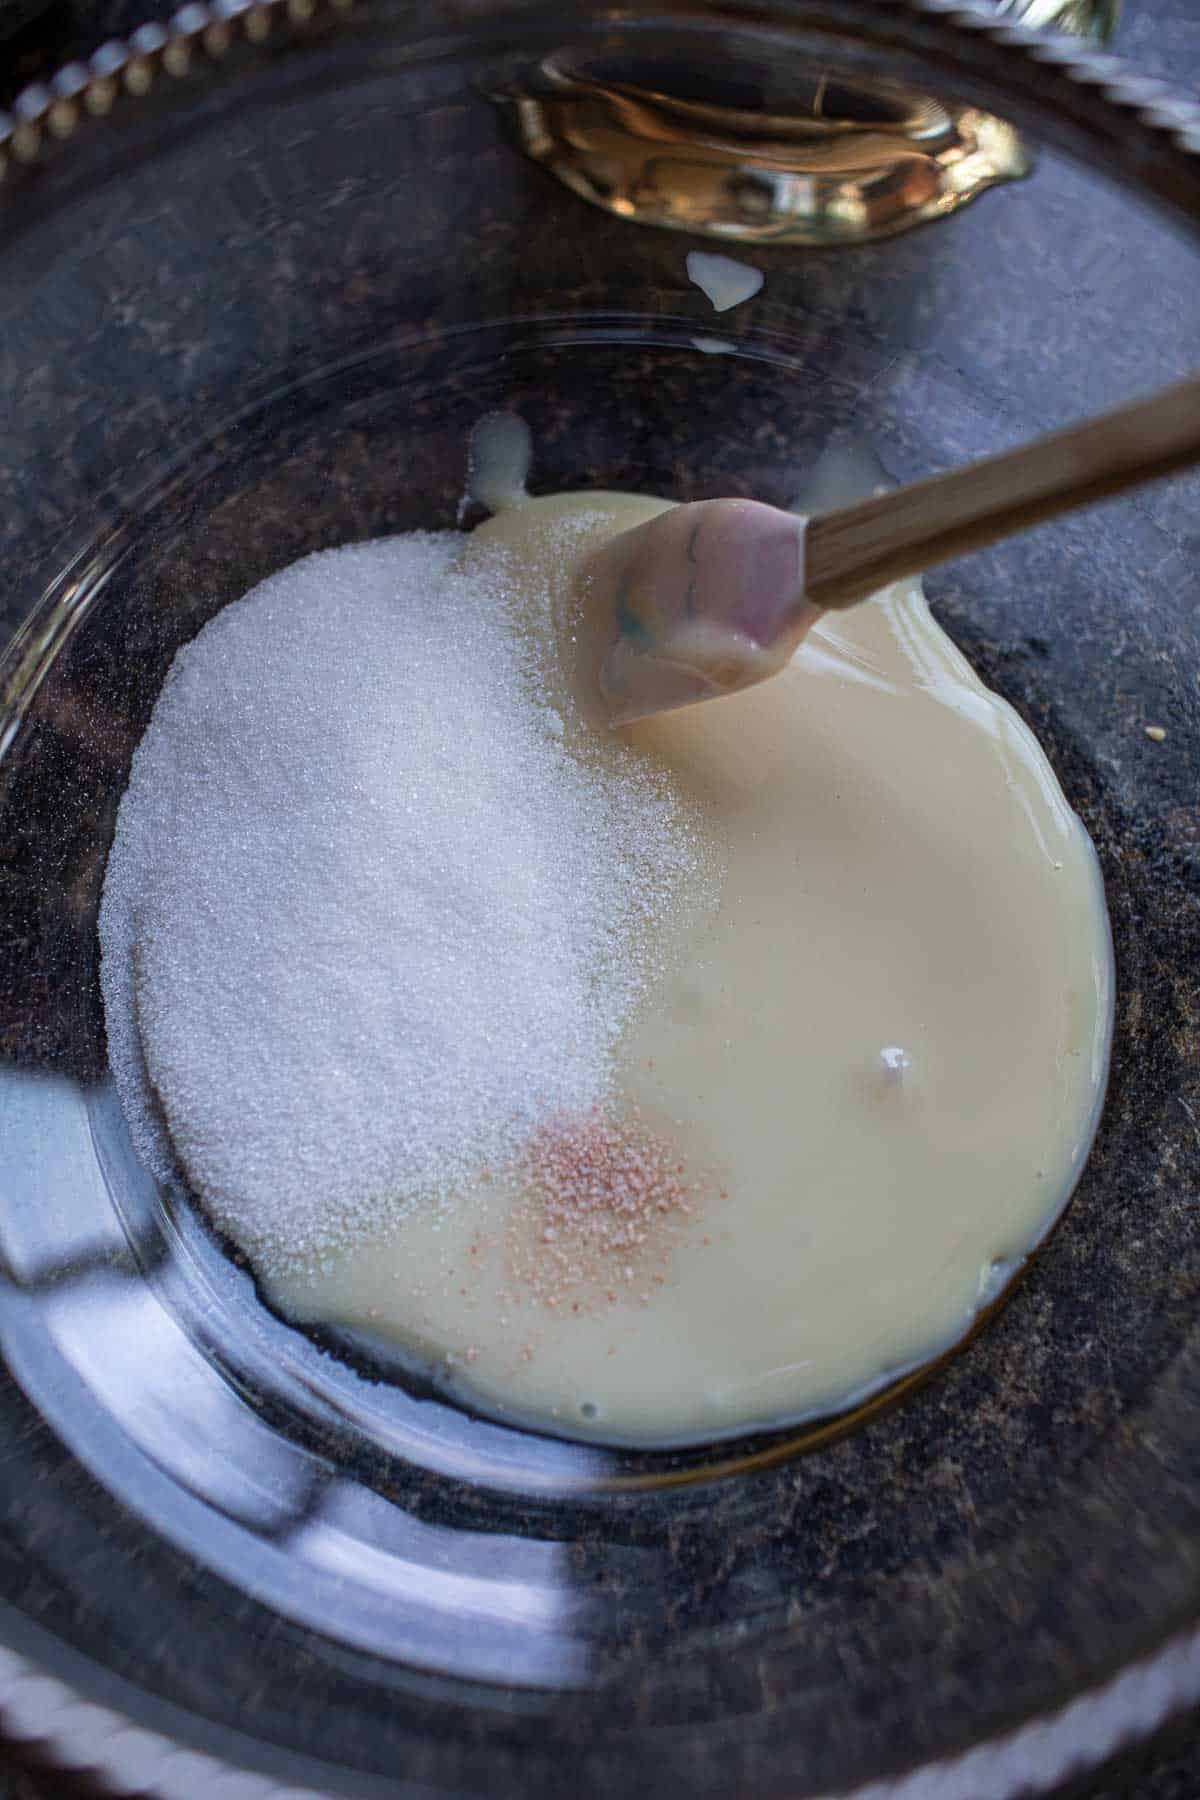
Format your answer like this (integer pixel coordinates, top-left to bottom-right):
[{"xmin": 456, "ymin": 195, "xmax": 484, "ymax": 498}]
[{"xmin": 1, "ymin": 3, "xmax": 1199, "ymax": 1797}]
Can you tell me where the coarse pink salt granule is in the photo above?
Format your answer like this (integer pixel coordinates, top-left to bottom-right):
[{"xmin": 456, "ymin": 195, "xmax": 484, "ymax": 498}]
[{"xmin": 506, "ymin": 1107, "xmax": 705, "ymax": 1312}]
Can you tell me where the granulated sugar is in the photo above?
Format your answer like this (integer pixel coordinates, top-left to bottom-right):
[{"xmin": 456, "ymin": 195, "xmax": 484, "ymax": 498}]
[{"xmin": 100, "ymin": 532, "xmax": 703, "ymax": 1278}]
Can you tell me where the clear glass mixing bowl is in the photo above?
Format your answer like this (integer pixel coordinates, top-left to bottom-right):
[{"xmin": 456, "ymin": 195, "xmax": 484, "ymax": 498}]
[{"xmin": 1, "ymin": 3, "xmax": 1199, "ymax": 1796}]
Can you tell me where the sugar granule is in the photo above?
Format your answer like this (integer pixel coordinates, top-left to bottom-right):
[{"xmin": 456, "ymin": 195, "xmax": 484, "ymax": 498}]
[{"xmin": 100, "ymin": 532, "xmax": 705, "ymax": 1278}]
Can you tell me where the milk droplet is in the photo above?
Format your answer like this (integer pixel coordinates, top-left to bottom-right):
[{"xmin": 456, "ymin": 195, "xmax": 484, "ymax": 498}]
[{"xmin": 685, "ymin": 251, "xmax": 764, "ymax": 312}]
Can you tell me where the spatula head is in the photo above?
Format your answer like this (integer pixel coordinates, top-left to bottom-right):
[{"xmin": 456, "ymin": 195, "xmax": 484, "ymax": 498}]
[{"xmin": 580, "ymin": 498, "xmax": 820, "ymax": 726}]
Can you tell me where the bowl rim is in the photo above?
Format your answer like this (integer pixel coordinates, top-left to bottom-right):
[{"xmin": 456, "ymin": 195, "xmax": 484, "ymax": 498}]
[
  {"xmin": 4, "ymin": 0, "xmax": 1200, "ymax": 231},
  {"xmin": 3, "ymin": 2, "xmax": 1200, "ymax": 1796},
  {"xmin": 0, "ymin": 1569, "xmax": 1196, "ymax": 1797}
]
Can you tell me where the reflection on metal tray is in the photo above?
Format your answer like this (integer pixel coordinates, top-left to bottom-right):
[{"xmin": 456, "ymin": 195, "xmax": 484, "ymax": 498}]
[{"xmin": 501, "ymin": 0, "xmax": 1116, "ymax": 245}]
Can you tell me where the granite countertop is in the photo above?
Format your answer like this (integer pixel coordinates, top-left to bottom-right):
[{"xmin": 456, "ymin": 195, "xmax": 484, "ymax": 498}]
[{"xmin": 1, "ymin": 1, "xmax": 1198, "ymax": 1796}]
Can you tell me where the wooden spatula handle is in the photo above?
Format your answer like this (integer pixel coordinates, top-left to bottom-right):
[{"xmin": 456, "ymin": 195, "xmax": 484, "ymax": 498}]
[{"xmin": 804, "ymin": 372, "xmax": 1200, "ymax": 610}]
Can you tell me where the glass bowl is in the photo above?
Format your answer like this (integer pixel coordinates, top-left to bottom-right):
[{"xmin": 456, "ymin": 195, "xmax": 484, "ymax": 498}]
[{"xmin": 1, "ymin": 2, "xmax": 1199, "ymax": 1795}]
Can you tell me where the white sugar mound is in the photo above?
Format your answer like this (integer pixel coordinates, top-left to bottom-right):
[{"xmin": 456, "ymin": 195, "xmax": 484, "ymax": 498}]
[{"xmin": 100, "ymin": 532, "xmax": 699, "ymax": 1277}]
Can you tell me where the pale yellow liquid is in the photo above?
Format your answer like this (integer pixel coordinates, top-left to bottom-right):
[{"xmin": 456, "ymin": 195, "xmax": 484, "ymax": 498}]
[{"xmin": 271, "ymin": 492, "xmax": 1112, "ymax": 1447}]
